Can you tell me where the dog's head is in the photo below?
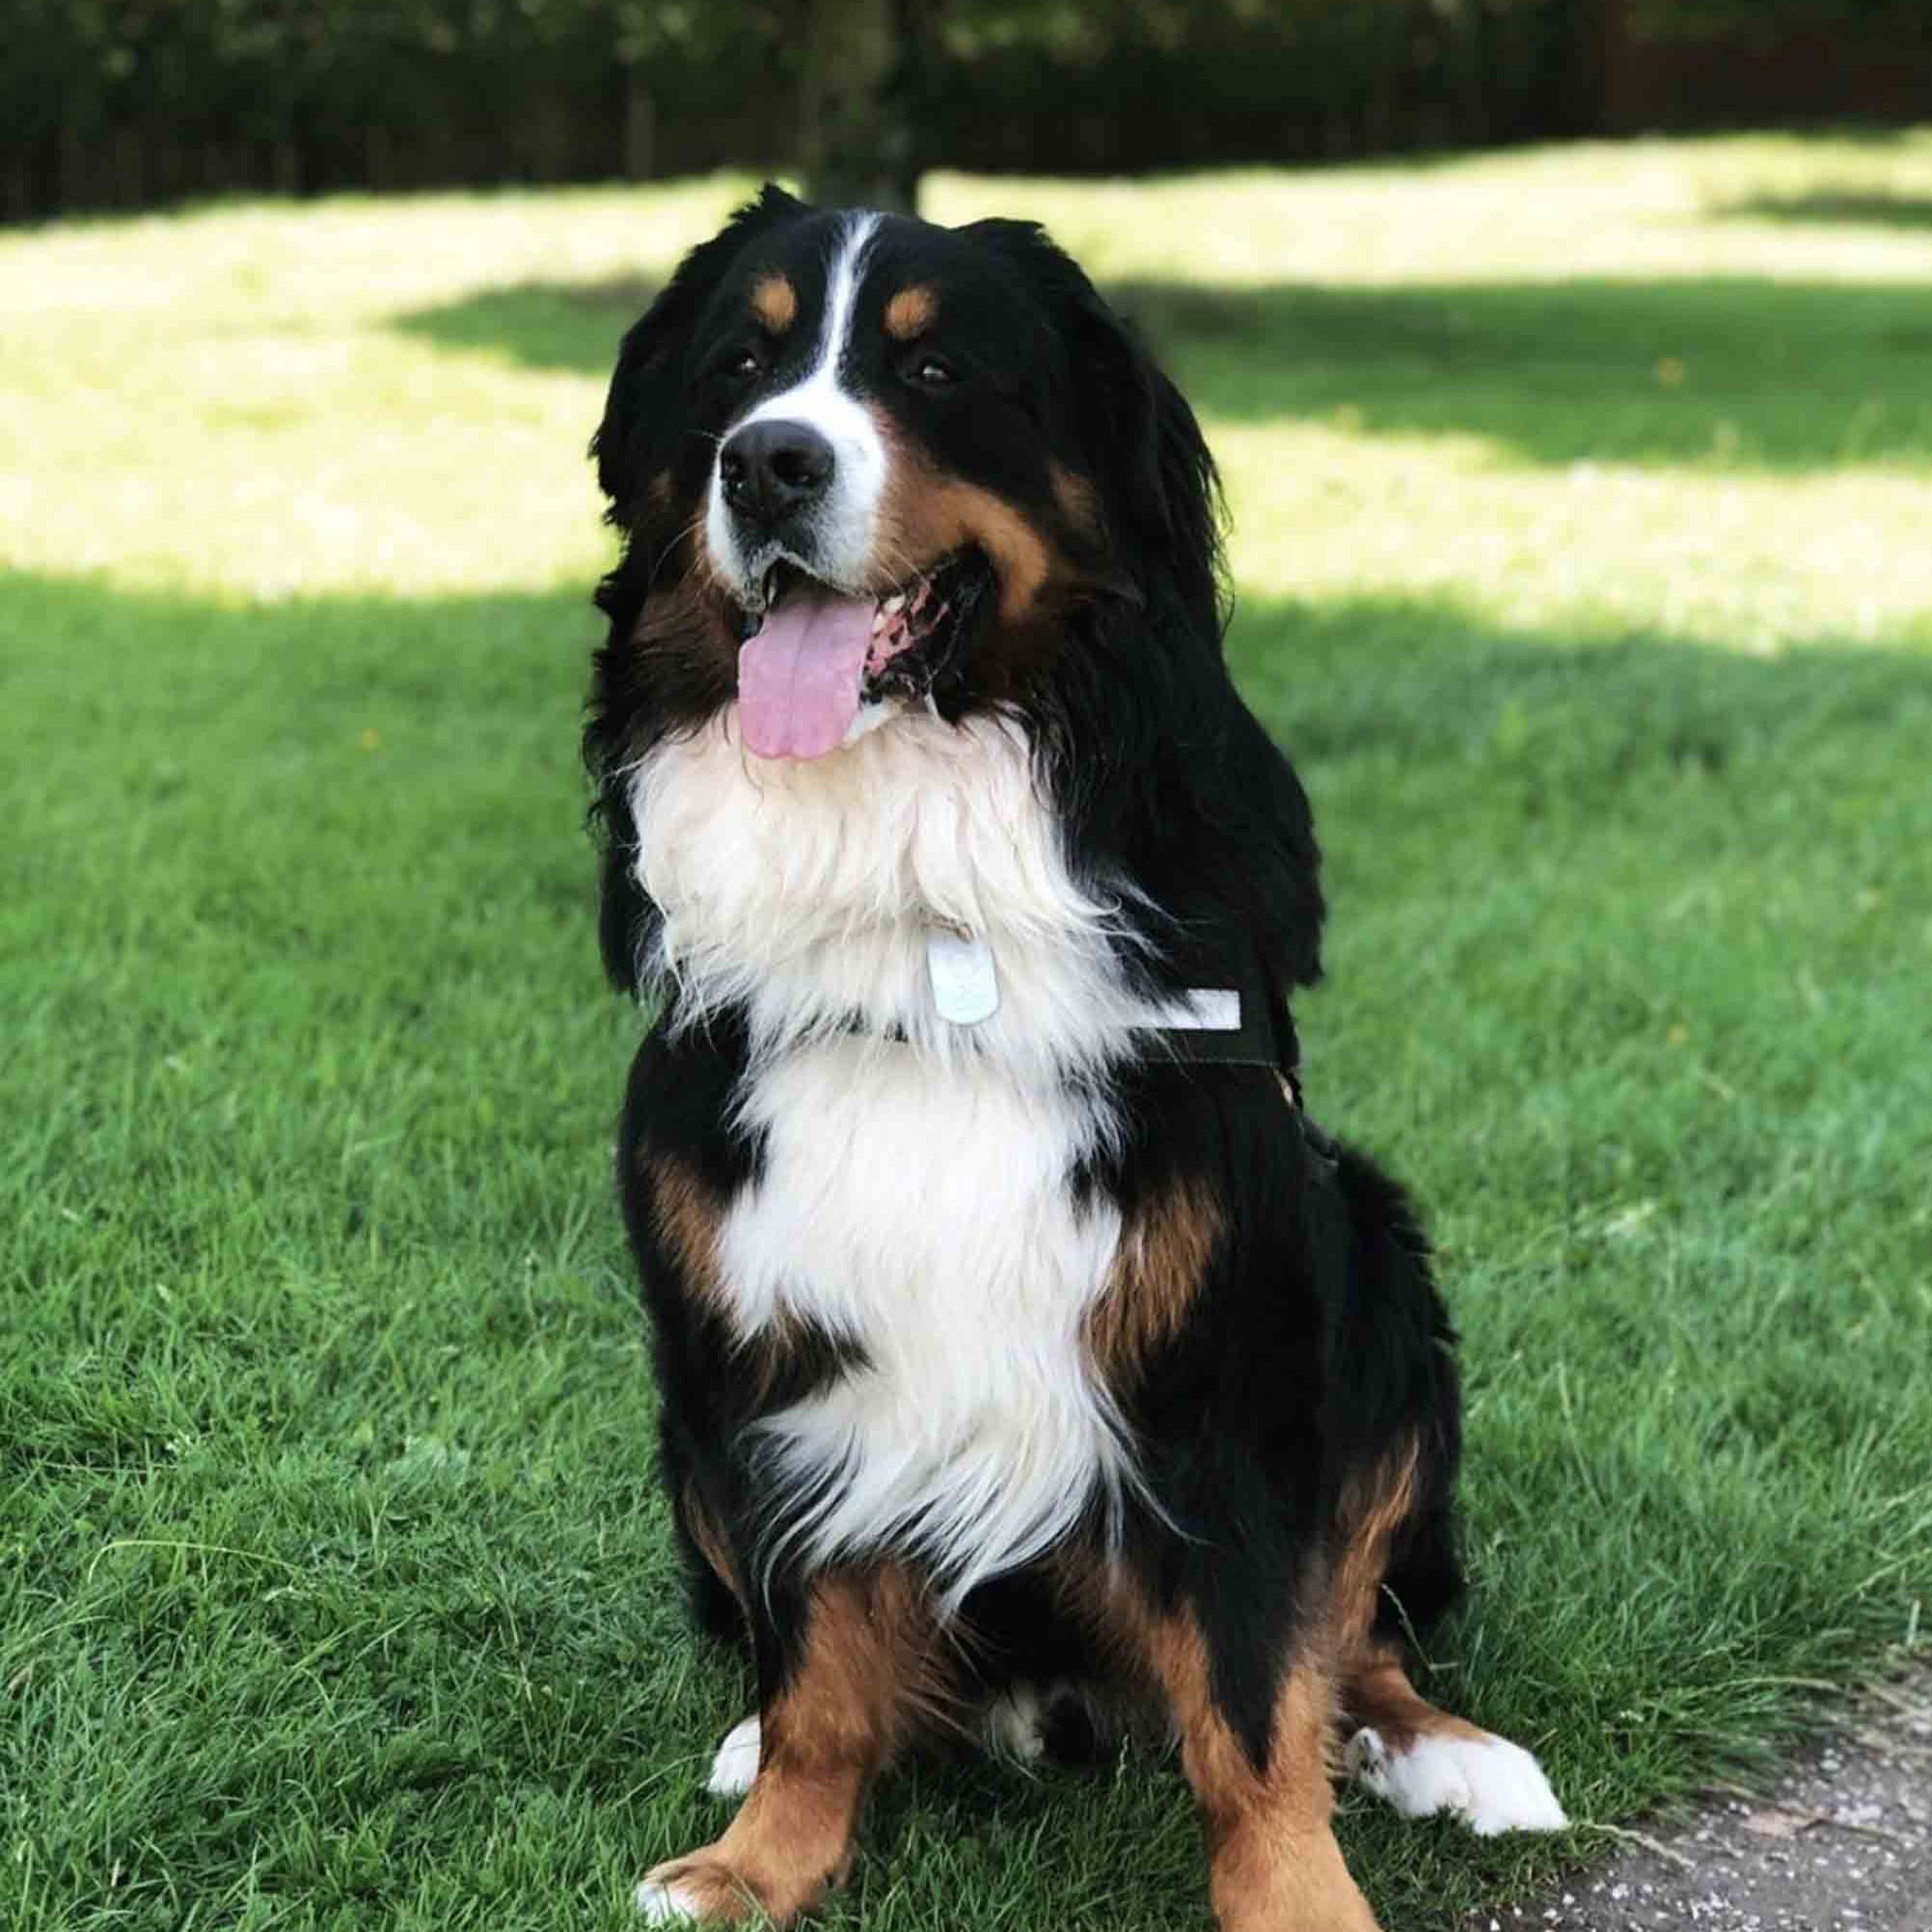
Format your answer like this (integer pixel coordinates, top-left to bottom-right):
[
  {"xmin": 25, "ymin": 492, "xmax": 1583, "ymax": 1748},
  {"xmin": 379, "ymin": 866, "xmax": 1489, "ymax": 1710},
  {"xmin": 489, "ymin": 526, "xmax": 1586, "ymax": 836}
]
[
  {"xmin": 587, "ymin": 187, "xmax": 1320, "ymax": 997},
  {"xmin": 591, "ymin": 185, "xmax": 1221, "ymax": 755}
]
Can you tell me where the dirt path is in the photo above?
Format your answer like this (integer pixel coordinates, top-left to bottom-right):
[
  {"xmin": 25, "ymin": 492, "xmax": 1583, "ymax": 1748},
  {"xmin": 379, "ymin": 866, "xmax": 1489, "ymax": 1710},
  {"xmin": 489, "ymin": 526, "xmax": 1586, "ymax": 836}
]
[{"xmin": 1470, "ymin": 1667, "xmax": 1932, "ymax": 1932}]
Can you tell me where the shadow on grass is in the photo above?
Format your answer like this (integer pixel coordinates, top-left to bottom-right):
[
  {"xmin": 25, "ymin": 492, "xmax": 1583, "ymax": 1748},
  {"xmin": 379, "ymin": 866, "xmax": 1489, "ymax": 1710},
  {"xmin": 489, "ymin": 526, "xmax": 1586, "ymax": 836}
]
[
  {"xmin": 1108, "ymin": 275, "xmax": 1932, "ymax": 469},
  {"xmin": 392, "ymin": 275, "xmax": 660, "ymax": 374},
  {"xmin": 1221, "ymin": 590, "xmax": 1932, "ymax": 787},
  {"xmin": 394, "ymin": 270, "xmax": 1932, "ymax": 472},
  {"xmin": 1724, "ymin": 189, "xmax": 1932, "ymax": 231}
]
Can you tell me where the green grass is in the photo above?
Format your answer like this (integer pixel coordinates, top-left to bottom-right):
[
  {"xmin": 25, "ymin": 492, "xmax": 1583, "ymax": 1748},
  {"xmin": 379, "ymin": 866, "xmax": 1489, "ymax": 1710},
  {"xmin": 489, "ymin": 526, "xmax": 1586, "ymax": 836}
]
[{"xmin": 5, "ymin": 132, "xmax": 1931, "ymax": 1931}]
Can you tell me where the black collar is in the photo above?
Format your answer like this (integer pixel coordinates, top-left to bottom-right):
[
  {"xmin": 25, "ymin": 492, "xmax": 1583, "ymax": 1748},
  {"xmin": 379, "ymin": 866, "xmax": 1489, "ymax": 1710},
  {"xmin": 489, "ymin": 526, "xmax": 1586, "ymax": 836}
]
[
  {"xmin": 826, "ymin": 960, "xmax": 1330, "ymax": 1164},
  {"xmin": 849, "ymin": 959, "xmax": 1297, "ymax": 1085}
]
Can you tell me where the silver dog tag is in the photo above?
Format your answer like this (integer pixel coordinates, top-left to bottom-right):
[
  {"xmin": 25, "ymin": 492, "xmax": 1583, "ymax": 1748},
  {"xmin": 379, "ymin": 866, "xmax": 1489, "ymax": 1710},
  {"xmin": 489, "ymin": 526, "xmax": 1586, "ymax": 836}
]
[{"xmin": 926, "ymin": 929, "xmax": 999, "ymax": 1025}]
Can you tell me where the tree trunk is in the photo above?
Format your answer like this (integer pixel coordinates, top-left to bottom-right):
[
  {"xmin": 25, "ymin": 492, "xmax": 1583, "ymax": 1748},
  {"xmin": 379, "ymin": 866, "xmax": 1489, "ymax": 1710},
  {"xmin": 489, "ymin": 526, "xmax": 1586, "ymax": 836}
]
[
  {"xmin": 113, "ymin": 126, "xmax": 145, "ymax": 207},
  {"xmin": 624, "ymin": 81, "xmax": 656, "ymax": 180},
  {"xmin": 60, "ymin": 124, "xmax": 89, "ymax": 213},
  {"xmin": 799, "ymin": 0, "xmax": 918, "ymax": 213},
  {"xmin": 1596, "ymin": 0, "xmax": 1637, "ymax": 136}
]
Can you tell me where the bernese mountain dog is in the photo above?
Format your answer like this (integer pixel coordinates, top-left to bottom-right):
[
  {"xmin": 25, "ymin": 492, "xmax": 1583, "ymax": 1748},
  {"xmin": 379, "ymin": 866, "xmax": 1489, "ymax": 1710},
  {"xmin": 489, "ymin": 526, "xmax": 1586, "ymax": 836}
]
[{"xmin": 584, "ymin": 185, "xmax": 1566, "ymax": 1930}]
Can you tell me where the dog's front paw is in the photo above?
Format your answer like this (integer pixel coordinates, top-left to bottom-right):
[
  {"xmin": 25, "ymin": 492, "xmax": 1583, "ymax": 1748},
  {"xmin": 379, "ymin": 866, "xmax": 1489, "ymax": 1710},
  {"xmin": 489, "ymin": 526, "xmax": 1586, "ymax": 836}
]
[
  {"xmin": 634, "ymin": 1854, "xmax": 756, "ymax": 1925},
  {"xmin": 634, "ymin": 1872, "xmax": 702, "ymax": 1924},
  {"xmin": 1345, "ymin": 1724, "xmax": 1567, "ymax": 1836}
]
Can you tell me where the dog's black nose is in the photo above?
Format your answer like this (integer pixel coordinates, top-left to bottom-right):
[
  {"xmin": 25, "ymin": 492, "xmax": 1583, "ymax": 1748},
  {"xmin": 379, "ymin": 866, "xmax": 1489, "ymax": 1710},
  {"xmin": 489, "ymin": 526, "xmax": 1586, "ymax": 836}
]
[{"xmin": 720, "ymin": 420, "xmax": 835, "ymax": 528}]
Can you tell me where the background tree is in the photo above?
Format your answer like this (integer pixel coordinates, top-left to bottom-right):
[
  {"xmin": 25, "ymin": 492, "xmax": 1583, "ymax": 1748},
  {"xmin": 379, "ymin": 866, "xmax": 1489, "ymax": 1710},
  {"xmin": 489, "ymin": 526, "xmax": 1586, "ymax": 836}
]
[{"xmin": 799, "ymin": 0, "xmax": 923, "ymax": 210}]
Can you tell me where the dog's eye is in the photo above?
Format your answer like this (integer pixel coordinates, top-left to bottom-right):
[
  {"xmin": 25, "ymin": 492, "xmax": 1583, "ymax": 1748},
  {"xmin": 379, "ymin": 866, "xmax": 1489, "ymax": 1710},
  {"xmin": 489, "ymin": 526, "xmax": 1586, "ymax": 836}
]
[
  {"xmin": 905, "ymin": 354, "xmax": 959, "ymax": 390},
  {"xmin": 719, "ymin": 349, "xmax": 764, "ymax": 386}
]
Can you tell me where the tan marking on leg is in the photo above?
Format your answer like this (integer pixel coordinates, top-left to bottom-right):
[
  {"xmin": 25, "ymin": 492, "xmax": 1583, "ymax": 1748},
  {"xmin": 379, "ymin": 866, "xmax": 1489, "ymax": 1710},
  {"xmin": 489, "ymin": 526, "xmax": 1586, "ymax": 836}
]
[
  {"xmin": 1086, "ymin": 1177, "xmax": 1223, "ymax": 1383},
  {"xmin": 1341, "ymin": 1640, "xmax": 1488, "ymax": 1754},
  {"xmin": 1328, "ymin": 1443, "xmax": 1421, "ymax": 1655},
  {"xmin": 1157, "ymin": 1616, "xmax": 1379, "ymax": 1932},
  {"xmin": 883, "ymin": 283, "xmax": 939, "ymax": 340},
  {"xmin": 639, "ymin": 1568, "xmax": 946, "ymax": 1924},
  {"xmin": 1068, "ymin": 1566, "xmax": 1381, "ymax": 1932},
  {"xmin": 1326, "ymin": 1441, "xmax": 1486, "ymax": 1751},
  {"xmin": 749, "ymin": 273, "xmax": 797, "ymax": 334}
]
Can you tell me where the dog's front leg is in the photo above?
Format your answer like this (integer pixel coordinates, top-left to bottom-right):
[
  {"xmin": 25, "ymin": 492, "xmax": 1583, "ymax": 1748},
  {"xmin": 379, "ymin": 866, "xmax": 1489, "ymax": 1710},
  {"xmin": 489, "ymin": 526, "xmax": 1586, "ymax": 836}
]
[
  {"xmin": 1135, "ymin": 1606, "xmax": 1382, "ymax": 1932},
  {"xmin": 636, "ymin": 1565, "xmax": 931, "ymax": 1925}
]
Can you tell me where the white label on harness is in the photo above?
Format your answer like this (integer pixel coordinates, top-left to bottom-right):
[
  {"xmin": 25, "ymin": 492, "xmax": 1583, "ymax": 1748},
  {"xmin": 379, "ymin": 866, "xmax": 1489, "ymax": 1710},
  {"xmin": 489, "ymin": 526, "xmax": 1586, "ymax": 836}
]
[
  {"xmin": 927, "ymin": 930, "xmax": 1000, "ymax": 1025},
  {"xmin": 1139, "ymin": 989, "xmax": 1240, "ymax": 1031}
]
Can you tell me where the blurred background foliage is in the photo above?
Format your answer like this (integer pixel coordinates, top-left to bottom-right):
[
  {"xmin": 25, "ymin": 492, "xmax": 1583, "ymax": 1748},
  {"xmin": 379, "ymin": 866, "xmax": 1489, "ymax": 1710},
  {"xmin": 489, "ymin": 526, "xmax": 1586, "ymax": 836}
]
[{"xmin": 4, "ymin": 0, "xmax": 1931, "ymax": 221}]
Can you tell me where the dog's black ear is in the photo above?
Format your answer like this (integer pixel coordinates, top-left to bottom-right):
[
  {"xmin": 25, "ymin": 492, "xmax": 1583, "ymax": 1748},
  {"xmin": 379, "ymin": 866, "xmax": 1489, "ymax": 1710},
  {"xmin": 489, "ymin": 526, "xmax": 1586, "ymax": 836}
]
[
  {"xmin": 591, "ymin": 183, "xmax": 808, "ymax": 526},
  {"xmin": 965, "ymin": 220, "xmax": 1321, "ymax": 991},
  {"xmin": 959, "ymin": 219, "xmax": 1224, "ymax": 632},
  {"xmin": 1064, "ymin": 292, "xmax": 1224, "ymax": 636},
  {"xmin": 1063, "ymin": 284, "xmax": 1323, "ymax": 988}
]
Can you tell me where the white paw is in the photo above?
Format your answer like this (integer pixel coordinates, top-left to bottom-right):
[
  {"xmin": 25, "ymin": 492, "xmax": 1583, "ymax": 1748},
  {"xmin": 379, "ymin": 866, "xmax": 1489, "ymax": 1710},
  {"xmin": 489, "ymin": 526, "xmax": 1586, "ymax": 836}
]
[
  {"xmin": 705, "ymin": 1714, "xmax": 761, "ymax": 1799},
  {"xmin": 634, "ymin": 1876, "xmax": 704, "ymax": 1923},
  {"xmin": 984, "ymin": 1686, "xmax": 1047, "ymax": 1764},
  {"xmin": 1346, "ymin": 1726, "xmax": 1568, "ymax": 1836}
]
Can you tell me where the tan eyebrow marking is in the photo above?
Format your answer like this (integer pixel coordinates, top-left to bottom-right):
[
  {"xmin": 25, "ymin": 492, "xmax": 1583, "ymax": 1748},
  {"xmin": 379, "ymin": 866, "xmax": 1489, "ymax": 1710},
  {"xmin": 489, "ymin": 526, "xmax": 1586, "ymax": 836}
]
[
  {"xmin": 1049, "ymin": 460, "xmax": 1099, "ymax": 533},
  {"xmin": 884, "ymin": 284, "xmax": 939, "ymax": 341},
  {"xmin": 749, "ymin": 273, "xmax": 798, "ymax": 333}
]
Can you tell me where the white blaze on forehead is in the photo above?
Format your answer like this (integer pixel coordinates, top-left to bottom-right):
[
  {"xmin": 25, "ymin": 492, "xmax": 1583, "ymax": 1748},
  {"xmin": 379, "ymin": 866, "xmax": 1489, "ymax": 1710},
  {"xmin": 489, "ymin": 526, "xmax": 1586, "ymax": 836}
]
[{"xmin": 706, "ymin": 212, "xmax": 888, "ymax": 598}]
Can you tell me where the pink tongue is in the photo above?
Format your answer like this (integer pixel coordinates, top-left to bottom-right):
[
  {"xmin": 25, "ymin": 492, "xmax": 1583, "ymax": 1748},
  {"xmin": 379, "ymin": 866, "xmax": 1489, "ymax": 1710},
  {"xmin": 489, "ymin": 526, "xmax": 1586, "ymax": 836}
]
[{"xmin": 737, "ymin": 586, "xmax": 876, "ymax": 759}]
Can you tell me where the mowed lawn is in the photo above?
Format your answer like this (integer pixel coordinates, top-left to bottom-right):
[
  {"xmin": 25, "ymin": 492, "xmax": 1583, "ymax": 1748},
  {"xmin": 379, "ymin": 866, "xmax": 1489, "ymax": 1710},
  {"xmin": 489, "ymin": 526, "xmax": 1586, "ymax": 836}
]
[{"xmin": 5, "ymin": 134, "xmax": 1932, "ymax": 1931}]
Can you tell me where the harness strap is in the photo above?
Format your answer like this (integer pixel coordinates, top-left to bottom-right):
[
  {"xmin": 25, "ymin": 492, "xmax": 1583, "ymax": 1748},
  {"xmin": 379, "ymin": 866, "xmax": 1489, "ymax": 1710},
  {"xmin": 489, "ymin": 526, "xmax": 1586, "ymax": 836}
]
[{"xmin": 1127, "ymin": 986, "xmax": 1280, "ymax": 1070}]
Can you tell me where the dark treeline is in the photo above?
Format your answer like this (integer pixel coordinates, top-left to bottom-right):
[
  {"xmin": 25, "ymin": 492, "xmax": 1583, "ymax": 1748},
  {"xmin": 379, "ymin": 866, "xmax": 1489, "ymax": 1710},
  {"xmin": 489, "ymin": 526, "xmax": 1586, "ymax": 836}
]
[{"xmin": 5, "ymin": 0, "xmax": 1930, "ymax": 224}]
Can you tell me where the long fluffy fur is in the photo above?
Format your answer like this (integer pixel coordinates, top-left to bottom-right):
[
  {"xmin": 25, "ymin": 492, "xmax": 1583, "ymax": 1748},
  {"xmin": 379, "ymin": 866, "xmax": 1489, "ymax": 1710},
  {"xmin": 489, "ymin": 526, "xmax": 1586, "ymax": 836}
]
[{"xmin": 585, "ymin": 188, "xmax": 1564, "ymax": 1931}]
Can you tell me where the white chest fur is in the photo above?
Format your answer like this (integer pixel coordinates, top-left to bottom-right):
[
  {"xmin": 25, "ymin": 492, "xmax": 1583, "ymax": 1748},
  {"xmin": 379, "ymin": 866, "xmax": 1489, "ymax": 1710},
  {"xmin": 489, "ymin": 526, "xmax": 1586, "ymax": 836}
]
[
  {"xmin": 629, "ymin": 709, "xmax": 1146, "ymax": 1598},
  {"xmin": 628, "ymin": 709, "xmax": 1152, "ymax": 1081},
  {"xmin": 724, "ymin": 1039, "xmax": 1130, "ymax": 1601}
]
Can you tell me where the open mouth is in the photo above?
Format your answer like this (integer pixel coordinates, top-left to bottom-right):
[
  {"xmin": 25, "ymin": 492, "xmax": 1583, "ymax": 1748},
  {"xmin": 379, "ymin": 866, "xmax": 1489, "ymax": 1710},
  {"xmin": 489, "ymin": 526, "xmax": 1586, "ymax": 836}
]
[{"xmin": 733, "ymin": 551, "xmax": 993, "ymax": 760}]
